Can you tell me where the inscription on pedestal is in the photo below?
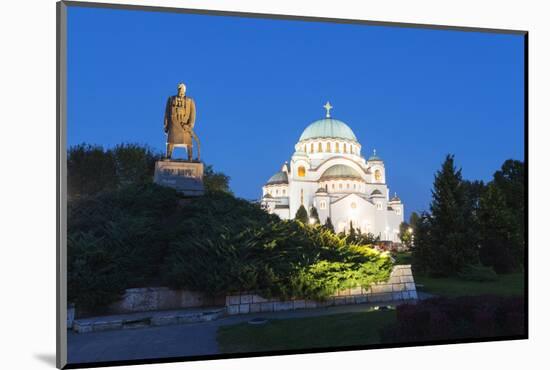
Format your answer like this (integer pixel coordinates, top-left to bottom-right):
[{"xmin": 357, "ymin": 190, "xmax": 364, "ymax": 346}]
[{"xmin": 154, "ymin": 160, "xmax": 204, "ymax": 196}]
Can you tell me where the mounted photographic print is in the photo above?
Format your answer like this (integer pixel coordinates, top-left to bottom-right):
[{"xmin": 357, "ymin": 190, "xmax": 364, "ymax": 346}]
[{"xmin": 56, "ymin": 1, "xmax": 527, "ymax": 368}]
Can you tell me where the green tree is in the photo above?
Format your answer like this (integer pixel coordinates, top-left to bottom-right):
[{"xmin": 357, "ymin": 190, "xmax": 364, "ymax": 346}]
[
  {"xmin": 112, "ymin": 143, "xmax": 159, "ymax": 186},
  {"xmin": 493, "ymin": 160, "xmax": 525, "ymax": 241},
  {"xmin": 409, "ymin": 212, "xmax": 420, "ymax": 229},
  {"xmin": 295, "ymin": 205, "xmax": 309, "ymax": 224},
  {"xmin": 478, "ymin": 183, "xmax": 523, "ymax": 273},
  {"xmin": 349, "ymin": 221, "xmax": 357, "ymax": 242},
  {"xmin": 67, "ymin": 144, "xmax": 117, "ymax": 199},
  {"xmin": 398, "ymin": 222, "xmax": 413, "ymax": 248},
  {"xmin": 411, "ymin": 212, "xmax": 434, "ymax": 274},
  {"xmin": 310, "ymin": 206, "xmax": 320, "ymax": 225},
  {"xmin": 324, "ymin": 217, "xmax": 335, "ymax": 233},
  {"xmin": 426, "ymin": 155, "xmax": 478, "ymax": 276},
  {"xmin": 203, "ymin": 164, "xmax": 232, "ymax": 193}
]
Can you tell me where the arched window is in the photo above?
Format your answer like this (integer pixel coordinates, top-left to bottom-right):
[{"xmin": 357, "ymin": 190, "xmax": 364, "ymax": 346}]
[
  {"xmin": 335, "ymin": 142, "xmax": 340, "ymax": 152},
  {"xmin": 318, "ymin": 142, "xmax": 323, "ymax": 152},
  {"xmin": 298, "ymin": 166, "xmax": 306, "ymax": 177},
  {"xmin": 347, "ymin": 183, "xmax": 350, "ymax": 189},
  {"xmin": 339, "ymin": 183, "xmax": 343, "ymax": 189},
  {"xmin": 374, "ymin": 169, "xmax": 382, "ymax": 181},
  {"xmin": 344, "ymin": 144, "xmax": 348, "ymax": 153},
  {"xmin": 310, "ymin": 143, "xmax": 314, "ymax": 153},
  {"xmin": 332, "ymin": 183, "xmax": 335, "ymax": 190},
  {"xmin": 326, "ymin": 142, "xmax": 331, "ymax": 152}
]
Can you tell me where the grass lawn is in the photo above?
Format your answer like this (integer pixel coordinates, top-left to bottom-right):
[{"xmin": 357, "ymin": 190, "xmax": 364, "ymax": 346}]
[
  {"xmin": 416, "ymin": 273, "xmax": 524, "ymax": 297},
  {"xmin": 217, "ymin": 310, "xmax": 396, "ymax": 353}
]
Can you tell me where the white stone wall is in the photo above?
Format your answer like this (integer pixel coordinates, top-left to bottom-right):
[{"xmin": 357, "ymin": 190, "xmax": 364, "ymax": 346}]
[{"xmin": 225, "ymin": 265, "xmax": 417, "ymax": 315}]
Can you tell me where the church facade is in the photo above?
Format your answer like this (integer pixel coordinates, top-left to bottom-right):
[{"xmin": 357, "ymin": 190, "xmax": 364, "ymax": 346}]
[{"xmin": 261, "ymin": 103, "xmax": 404, "ymax": 242}]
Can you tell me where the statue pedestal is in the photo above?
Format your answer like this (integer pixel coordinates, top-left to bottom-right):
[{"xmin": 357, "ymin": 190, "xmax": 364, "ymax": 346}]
[{"xmin": 153, "ymin": 160, "xmax": 205, "ymax": 196}]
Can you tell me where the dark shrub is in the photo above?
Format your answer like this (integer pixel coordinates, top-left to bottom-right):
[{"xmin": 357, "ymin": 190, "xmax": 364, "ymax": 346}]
[
  {"xmin": 380, "ymin": 295, "xmax": 525, "ymax": 343},
  {"xmin": 458, "ymin": 264, "xmax": 498, "ymax": 282}
]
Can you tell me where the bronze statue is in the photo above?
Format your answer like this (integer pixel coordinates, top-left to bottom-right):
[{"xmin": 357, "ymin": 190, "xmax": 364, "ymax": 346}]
[{"xmin": 164, "ymin": 83, "xmax": 200, "ymax": 160}]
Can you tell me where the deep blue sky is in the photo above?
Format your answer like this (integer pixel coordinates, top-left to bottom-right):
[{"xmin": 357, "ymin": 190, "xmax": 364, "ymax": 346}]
[{"xmin": 67, "ymin": 6, "xmax": 524, "ymax": 218}]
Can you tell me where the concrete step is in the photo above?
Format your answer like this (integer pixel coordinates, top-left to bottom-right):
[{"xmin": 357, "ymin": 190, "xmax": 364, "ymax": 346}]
[{"xmin": 72, "ymin": 306, "xmax": 226, "ymax": 334}]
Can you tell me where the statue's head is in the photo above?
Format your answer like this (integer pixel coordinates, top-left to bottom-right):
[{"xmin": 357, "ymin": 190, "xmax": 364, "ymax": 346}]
[{"xmin": 177, "ymin": 83, "xmax": 186, "ymax": 97}]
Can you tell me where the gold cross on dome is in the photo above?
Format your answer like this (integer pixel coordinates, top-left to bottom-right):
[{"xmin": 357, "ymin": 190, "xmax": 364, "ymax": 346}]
[{"xmin": 323, "ymin": 101, "xmax": 333, "ymax": 118}]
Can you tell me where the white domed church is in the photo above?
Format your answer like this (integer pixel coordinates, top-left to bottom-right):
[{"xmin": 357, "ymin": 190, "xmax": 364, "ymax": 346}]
[{"xmin": 261, "ymin": 103, "xmax": 404, "ymax": 242}]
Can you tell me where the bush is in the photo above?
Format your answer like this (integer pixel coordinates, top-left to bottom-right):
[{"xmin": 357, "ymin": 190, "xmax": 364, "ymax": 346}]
[
  {"xmin": 68, "ymin": 184, "xmax": 393, "ymax": 311},
  {"xmin": 457, "ymin": 264, "xmax": 498, "ymax": 282},
  {"xmin": 380, "ymin": 295, "xmax": 525, "ymax": 343}
]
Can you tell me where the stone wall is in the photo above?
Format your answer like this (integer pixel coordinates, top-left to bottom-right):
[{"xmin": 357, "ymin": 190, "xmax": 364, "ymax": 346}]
[
  {"xmin": 106, "ymin": 287, "xmax": 225, "ymax": 315},
  {"xmin": 225, "ymin": 264, "xmax": 417, "ymax": 315}
]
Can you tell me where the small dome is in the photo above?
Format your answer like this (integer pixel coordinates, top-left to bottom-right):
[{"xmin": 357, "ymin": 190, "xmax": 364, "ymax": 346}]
[
  {"xmin": 315, "ymin": 187, "xmax": 328, "ymax": 194},
  {"xmin": 299, "ymin": 118, "xmax": 357, "ymax": 142},
  {"xmin": 370, "ymin": 189, "xmax": 383, "ymax": 196},
  {"xmin": 266, "ymin": 171, "xmax": 288, "ymax": 185},
  {"xmin": 263, "ymin": 193, "xmax": 273, "ymax": 199},
  {"xmin": 390, "ymin": 195, "xmax": 401, "ymax": 202},
  {"xmin": 367, "ymin": 149, "xmax": 382, "ymax": 162},
  {"xmin": 320, "ymin": 165, "xmax": 362, "ymax": 181}
]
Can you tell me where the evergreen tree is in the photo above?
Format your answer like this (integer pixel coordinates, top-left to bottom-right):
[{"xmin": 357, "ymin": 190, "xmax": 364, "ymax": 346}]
[
  {"xmin": 399, "ymin": 221, "xmax": 413, "ymax": 248},
  {"xmin": 478, "ymin": 183, "xmax": 523, "ymax": 273},
  {"xmin": 295, "ymin": 205, "xmax": 309, "ymax": 224},
  {"xmin": 411, "ymin": 212, "xmax": 434, "ymax": 275},
  {"xmin": 493, "ymin": 160, "xmax": 525, "ymax": 243},
  {"xmin": 349, "ymin": 221, "xmax": 357, "ymax": 242},
  {"xmin": 324, "ymin": 217, "xmax": 335, "ymax": 233},
  {"xmin": 309, "ymin": 206, "xmax": 320, "ymax": 225},
  {"xmin": 409, "ymin": 212, "xmax": 420, "ymax": 228},
  {"xmin": 427, "ymin": 154, "xmax": 478, "ymax": 276}
]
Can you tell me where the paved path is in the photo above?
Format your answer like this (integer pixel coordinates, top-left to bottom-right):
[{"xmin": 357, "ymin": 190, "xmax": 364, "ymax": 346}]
[{"xmin": 67, "ymin": 302, "xmax": 400, "ymax": 364}]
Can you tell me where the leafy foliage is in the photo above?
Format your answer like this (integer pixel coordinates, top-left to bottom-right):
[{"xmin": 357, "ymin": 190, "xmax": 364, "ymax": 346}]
[
  {"xmin": 68, "ymin": 143, "xmax": 231, "ymax": 198},
  {"xmin": 309, "ymin": 206, "xmax": 320, "ymax": 225},
  {"xmin": 68, "ymin": 184, "xmax": 392, "ymax": 311},
  {"xmin": 203, "ymin": 164, "xmax": 232, "ymax": 194},
  {"xmin": 324, "ymin": 217, "xmax": 335, "ymax": 233},
  {"xmin": 411, "ymin": 156, "xmax": 524, "ymax": 277},
  {"xmin": 295, "ymin": 205, "xmax": 309, "ymax": 224},
  {"xmin": 412, "ymin": 155, "xmax": 479, "ymax": 276},
  {"xmin": 478, "ymin": 183, "xmax": 523, "ymax": 273}
]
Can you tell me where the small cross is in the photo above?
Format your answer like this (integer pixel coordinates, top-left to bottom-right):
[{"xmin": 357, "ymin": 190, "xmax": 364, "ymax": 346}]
[
  {"xmin": 373, "ymin": 148, "xmax": 377, "ymax": 156},
  {"xmin": 323, "ymin": 101, "xmax": 333, "ymax": 118}
]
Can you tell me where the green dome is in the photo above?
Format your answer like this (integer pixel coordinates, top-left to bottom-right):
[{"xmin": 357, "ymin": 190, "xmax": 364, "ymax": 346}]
[
  {"xmin": 320, "ymin": 165, "xmax": 362, "ymax": 181},
  {"xmin": 266, "ymin": 171, "xmax": 288, "ymax": 185},
  {"xmin": 299, "ymin": 118, "xmax": 357, "ymax": 142}
]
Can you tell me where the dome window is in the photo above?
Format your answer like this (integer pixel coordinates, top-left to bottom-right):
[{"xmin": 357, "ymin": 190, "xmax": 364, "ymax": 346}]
[
  {"xmin": 298, "ymin": 166, "xmax": 306, "ymax": 177},
  {"xmin": 375, "ymin": 169, "xmax": 382, "ymax": 181}
]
